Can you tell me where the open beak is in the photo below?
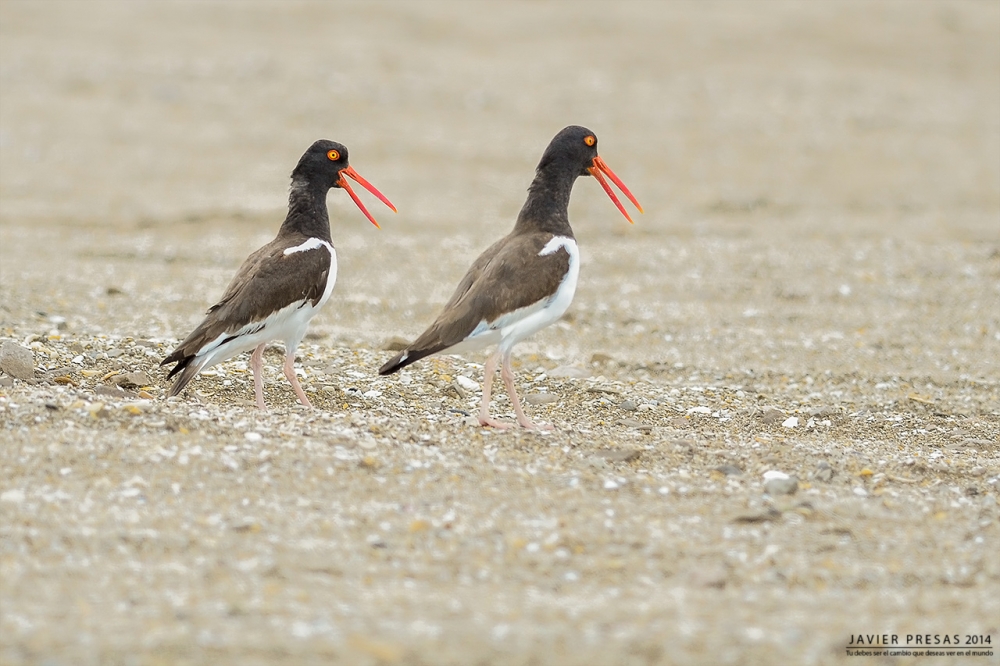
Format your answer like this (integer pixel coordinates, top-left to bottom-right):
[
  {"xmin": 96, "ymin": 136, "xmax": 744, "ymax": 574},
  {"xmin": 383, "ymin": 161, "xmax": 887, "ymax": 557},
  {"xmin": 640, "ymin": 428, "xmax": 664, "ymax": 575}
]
[
  {"xmin": 587, "ymin": 155, "xmax": 643, "ymax": 224},
  {"xmin": 337, "ymin": 165, "xmax": 398, "ymax": 229}
]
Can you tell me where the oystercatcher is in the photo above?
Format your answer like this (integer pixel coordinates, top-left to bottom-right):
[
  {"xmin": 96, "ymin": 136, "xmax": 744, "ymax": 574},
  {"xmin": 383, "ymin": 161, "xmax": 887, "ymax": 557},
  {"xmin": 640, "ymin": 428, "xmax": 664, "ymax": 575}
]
[
  {"xmin": 162, "ymin": 140, "xmax": 396, "ymax": 409},
  {"xmin": 379, "ymin": 126, "xmax": 641, "ymax": 429}
]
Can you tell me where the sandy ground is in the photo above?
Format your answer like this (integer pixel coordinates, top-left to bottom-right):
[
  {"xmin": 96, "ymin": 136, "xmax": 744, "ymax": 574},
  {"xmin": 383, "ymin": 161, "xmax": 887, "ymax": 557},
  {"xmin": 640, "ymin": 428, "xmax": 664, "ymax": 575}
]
[{"xmin": 1, "ymin": 1, "xmax": 999, "ymax": 664}]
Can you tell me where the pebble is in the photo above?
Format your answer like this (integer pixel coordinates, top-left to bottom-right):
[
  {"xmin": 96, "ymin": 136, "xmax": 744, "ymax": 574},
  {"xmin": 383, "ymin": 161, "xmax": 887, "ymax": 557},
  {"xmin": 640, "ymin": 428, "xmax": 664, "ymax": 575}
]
[
  {"xmin": 616, "ymin": 418, "xmax": 653, "ymax": 431},
  {"xmin": 763, "ymin": 471, "xmax": 798, "ymax": 495},
  {"xmin": 618, "ymin": 399, "xmax": 637, "ymax": 411},
  {"xmin": 1, "ymin": 489, "xmax": 26, "ymax": 504},
  {"xmin": 0, "ymin": 341, "xmax": 34, "ymax": 380},
  {"xmin": 95, "ymin": 385, "xmax": 133, "ymax": 398},
  {"xmin": 524, "ymin": 393, "xmax": 559, "ymax": 405},
  {"xmin": 594, "ymin": 448, "xmax": 641, "ymax": 464},
  {"xmin": 764, "ymin": 478, "xmax": 798, "ymax": 495},
  {"xmin": 244, "ymin": 432, "xmax": 263, "ymax": 442},
  {"xmin": 733, "ymin": 507, "xmax": 782, "ymax": 523},
  {"xmin": 781, "ymin": 416, "xmax": 799, "ymax": 429},
  {"xmin": 814, "ymin": 461, "xmax": 834, "ymax": 482},
  {"xmin": 547, "ymin": 365, "xmax": 590, "ymax": 379},
  {"xmin": 586, "ymin": 386, "xmax": 622, "ymax": 395},
  {"xmin": 111, "ymin": 372, "xmax": 153, "ymax": 388},
  {"xmin": 673, "ymin": 440, "xmax": 694, "ymax": 454},
  {"xmin": 455, "ymin": 376, "xmax": 479, "ymax": 392},
  {"xmin": 714, "ymin": 464, "xmax": 743, "ymax": 476},
  {"xmin": 761, "ymin": 408, "xmax": 785, "ymax": 425}
]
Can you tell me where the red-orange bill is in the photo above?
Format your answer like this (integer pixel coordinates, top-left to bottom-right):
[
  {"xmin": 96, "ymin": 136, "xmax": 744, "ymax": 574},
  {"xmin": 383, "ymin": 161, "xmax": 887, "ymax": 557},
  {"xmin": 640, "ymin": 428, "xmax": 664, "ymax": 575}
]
[
  {"xmin": 338, "ymin": 165, "xmax": 397, "ymax": 229},
  {"xmin": 588, "ymin": 155, "xmax": 643, "ymax": 224}
]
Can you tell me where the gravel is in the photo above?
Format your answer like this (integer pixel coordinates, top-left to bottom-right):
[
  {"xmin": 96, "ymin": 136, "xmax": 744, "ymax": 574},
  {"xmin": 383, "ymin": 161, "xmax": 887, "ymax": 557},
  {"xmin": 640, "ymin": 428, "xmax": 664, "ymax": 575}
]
[{"xmin": 1, "ymin": 2, "xmax": 998, "ymax": 665}]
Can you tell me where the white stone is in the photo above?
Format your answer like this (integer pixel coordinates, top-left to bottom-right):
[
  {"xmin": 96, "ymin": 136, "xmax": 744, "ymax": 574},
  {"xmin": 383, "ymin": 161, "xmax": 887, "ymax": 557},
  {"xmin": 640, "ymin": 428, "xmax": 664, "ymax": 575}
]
[
  {"xmin": 456, "ymin": 376, "xmax": 479, "ymax": 391},
  {"xmin": 1, "ymin": 489, "xmax": 26, "ymax": 503}
]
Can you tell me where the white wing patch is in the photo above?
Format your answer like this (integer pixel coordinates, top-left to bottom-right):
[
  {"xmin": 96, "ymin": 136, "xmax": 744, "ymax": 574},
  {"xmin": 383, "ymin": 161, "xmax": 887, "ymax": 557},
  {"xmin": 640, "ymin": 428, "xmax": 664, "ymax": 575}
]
[
  {"xmin": 284, "ymin": 237, "xmax": 329, "ymax": 255},
  {"xmin": 539, "ymin": 235, "xmax": 574, "ymax": 257}
]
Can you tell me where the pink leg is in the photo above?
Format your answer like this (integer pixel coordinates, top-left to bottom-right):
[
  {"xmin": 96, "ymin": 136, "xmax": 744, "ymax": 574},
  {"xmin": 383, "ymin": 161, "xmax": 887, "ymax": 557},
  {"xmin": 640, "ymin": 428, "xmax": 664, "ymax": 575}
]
[
  {"xmin": 478, "ymin": 351, "xmax": 513, "ymax": 429},
  {"xmin": 250, "ymin": 343, "xmax": 267, "ymax": 410},
  {"xmin": 283, "ymin": 350, "xmax": 312, "ymax": 408},
  {"xmin": 501, "ymin": 353, "xmax": 551, "ymax": 430}
]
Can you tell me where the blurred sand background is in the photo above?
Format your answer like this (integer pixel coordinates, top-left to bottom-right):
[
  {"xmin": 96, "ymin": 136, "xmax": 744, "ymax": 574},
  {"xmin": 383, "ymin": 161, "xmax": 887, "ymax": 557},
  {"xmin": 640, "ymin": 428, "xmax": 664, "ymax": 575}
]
[{"xmin": 1, "ymin": 1, "xmax": 999, "ymax": 665}]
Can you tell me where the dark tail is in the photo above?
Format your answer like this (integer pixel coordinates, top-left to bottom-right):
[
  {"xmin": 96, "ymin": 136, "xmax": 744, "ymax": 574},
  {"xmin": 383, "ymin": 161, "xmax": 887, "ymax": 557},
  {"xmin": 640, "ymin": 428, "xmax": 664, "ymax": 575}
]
[
  {"xmin": 378, "ymin": 346, "xmax": 442, "ymax": 376},
  {"xmin": 161, "ymin": 352, "xmax": 201, "ymax": 397}
]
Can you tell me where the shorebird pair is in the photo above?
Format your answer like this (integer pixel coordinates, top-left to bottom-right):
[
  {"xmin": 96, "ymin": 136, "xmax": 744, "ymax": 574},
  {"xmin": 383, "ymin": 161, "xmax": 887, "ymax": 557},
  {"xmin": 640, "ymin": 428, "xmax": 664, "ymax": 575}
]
[{"xmin": 161, "ymin": 126, "xmax": 642, "ymax": 429}]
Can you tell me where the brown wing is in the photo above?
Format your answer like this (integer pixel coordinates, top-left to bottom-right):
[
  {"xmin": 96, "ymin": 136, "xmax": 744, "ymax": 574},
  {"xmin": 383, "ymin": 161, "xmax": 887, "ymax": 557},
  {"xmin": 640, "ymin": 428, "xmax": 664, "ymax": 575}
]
[
  {"xmin": 379, "ymin": 231, "xmax": 570, "ymax": 374},
  {"xmin": 162, "ymin": 236, "xmax": 332, "ymax": 368},
  {"xmin": 438, "ymin": 235, "xmax": 510, "ymax": 311}
]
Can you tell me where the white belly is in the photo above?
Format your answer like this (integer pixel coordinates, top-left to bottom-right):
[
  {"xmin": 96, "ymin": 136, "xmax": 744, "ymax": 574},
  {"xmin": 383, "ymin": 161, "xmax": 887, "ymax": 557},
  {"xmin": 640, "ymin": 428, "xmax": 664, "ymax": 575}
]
[{"xmin": 194, "ymin": 241, "xmax": 338, "ymax": 368}]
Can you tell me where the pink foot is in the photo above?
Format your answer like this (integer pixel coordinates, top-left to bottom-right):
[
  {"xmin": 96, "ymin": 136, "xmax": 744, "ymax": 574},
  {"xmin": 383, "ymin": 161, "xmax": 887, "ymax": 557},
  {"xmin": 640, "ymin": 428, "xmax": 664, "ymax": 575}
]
[{"xmin": 478, "ymin": 416, "xmax": 515, "ymax": 429}]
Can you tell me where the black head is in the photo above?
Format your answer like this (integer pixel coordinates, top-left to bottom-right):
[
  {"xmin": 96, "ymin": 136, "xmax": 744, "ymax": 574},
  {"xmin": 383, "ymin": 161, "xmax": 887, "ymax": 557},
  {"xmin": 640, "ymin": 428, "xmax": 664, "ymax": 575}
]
[
  {"xmin": 538, "ymin": 125, "xmax": 643, "ymax": 223},
  {"xmin": 537, "ymin": 125, "xmax": 600, "ymax": 177},
  {"xmin": 288, "ymin": 139, "xmax": 396, "ymax": 228},
  {"xmin": 291, "ymin": 139, "xmax": 351, "ymax": 188}
]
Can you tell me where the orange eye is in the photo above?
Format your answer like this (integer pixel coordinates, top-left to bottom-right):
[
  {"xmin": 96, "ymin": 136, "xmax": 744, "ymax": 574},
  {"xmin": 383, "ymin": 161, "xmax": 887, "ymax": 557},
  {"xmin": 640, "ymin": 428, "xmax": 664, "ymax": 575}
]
[
  {"xmin": 584, "ymin": 135, "xmax": 596, "ymax": 147},
  {"xmin": 327, "ymin": 149, "xmax": 340, "ymax": 161}
]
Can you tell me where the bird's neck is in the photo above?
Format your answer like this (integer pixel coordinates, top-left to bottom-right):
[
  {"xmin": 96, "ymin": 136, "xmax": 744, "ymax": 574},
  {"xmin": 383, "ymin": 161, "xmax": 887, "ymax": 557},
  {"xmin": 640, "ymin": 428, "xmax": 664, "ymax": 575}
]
[
  {"xmin": 280, "ymin": 178, "xmax": 333, "ymax": 241},
  {"xmin": 512, "ymin": 163, "xmax": 578, "ymax": 237}
]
